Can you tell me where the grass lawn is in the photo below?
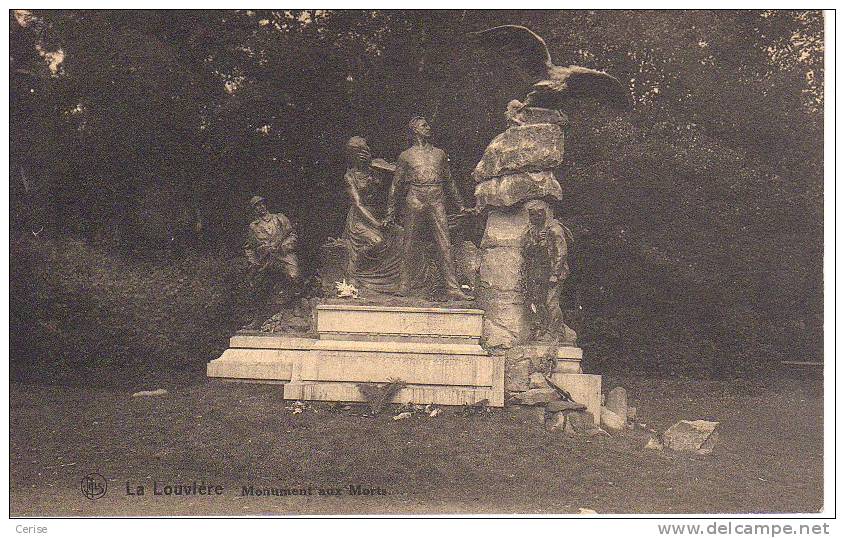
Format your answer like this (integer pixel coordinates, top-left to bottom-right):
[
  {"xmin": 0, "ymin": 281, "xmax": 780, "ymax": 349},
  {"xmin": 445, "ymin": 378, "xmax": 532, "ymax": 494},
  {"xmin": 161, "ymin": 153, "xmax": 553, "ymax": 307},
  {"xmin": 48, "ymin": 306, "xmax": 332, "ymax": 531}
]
[{"xmin": 10, "ymin": 364, "xmax": 823, "ymax": 515}]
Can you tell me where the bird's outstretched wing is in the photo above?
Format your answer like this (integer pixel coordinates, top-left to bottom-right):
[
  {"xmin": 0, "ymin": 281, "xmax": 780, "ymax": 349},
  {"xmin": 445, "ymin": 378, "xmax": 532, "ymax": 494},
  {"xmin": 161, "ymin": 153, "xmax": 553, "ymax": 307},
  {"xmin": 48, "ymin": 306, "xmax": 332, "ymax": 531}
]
[
  {"xmin": 532, "ymin": 65, "xmax": 631, "ymax": 109},
  {"xmin": 565, "ymin": 65, "xmax": 629, "ymax": 104},
  {"xmin": 467, "ymin": 24, "xmax": 554, "ymax": 79}
]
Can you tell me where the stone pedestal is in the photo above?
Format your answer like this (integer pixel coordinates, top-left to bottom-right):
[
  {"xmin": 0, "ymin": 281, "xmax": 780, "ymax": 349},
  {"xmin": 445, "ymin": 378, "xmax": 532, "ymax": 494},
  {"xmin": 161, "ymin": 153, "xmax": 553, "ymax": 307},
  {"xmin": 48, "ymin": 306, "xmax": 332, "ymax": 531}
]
[
  {"xmin": 207, "ymin": 304, "xmax": 504, "ymax": 407},
  {"xmin": 549, "ymin": 373, "xmax": 601, "ymax": 425},
  {"xmin": 315, "ymin": 304, "xmax": 482, "ymax": 343},
  {"xmin": 478, "ymin": 207, "xmax": 531, "ymax": 348},
  {"xmin": 551, "ymin": 346, "xmax": 583, "ymax": 374},
  {"xmin": 504, "ymin": 344, "xmax": 582, "ymax": 392}
]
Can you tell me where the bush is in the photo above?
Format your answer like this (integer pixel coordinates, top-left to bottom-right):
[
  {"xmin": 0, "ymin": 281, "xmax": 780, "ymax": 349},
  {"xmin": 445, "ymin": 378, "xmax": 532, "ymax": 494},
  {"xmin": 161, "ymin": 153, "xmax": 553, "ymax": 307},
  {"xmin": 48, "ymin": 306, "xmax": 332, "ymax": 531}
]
[{"xmin": 10, "ymin": 234, "xmax": 249, "ymax": 378}]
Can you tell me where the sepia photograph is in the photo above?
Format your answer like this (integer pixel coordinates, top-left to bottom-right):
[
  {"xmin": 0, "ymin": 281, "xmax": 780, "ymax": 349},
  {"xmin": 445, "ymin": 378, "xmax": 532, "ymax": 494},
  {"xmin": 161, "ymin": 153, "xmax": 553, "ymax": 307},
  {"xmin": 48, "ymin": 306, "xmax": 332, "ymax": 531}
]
[{"xmin": 7, "ymin": 6, "xmax": 831, "ymax": 522}]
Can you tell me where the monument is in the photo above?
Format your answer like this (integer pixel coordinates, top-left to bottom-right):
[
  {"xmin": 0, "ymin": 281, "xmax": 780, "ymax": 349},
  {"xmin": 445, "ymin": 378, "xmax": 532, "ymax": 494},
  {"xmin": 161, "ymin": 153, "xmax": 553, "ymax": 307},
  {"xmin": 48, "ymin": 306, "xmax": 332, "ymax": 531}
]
[
  {"xmin": 210, "ymin": 124, "xmax": 502, "ymax": 406},
  {"xmin": 209, "ymin": 25, "xmax": 629, "ymax": 416}
]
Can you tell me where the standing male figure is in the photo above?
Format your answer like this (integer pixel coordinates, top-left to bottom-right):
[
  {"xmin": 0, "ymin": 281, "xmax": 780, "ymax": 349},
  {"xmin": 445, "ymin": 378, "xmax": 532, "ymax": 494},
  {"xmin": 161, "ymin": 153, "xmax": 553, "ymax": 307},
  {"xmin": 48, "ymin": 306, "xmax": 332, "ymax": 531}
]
[
  {"xmin": 524, "ymin": 199, "xmax": 571, "ymax": 340},
  {"xmin": 386, "ymin": 116, "xmax": 473, "ymax": 300}
]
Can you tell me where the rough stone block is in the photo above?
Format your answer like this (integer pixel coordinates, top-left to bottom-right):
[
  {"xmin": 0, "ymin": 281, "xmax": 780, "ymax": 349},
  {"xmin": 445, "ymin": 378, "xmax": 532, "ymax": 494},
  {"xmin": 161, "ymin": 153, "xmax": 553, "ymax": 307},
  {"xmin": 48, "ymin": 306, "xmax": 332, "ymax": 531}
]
[
  {"xmin": 644, "ymin": 437, "xmax": 663, "ymax": 450},
  {"xmin": 472, "ymin": 123, "xmax": 565, "ymax": 182},
  {"xmin": 545, "ymin": 411, "xmax": 567, "ymax": 432},
  {"xmin": 483, "ymin": 322, "xmax": 519, "ymax": 349},
  {"xmin": 606, "ymin": 387, "xmax": 628, "ymax": 419},
  {"xmin": 474, "ymin": 172, "xmax": 562, "ymax": 209},
  {"xmin": 521, "ymin": 107, "xmax": 566, "ymax": 125},
  {"xmin": 566, "ymin": 410, "xmax": 595, "ymax": 433},
  {"xmin": 528, "ymin": 372, "xmax": 548, "ymax": 389},
  {"xmin": 549, "ymin": 373, "xmax": 602, "ymax": 425},
  {"xmin": 546, "ymin": 409, "xmax": 593, "ymax": 434},
  {"xmin": 504, "ymin": 358, "xmax": 533, "ymax": 392},
  {"xmin": 477, "ymin": 287, "xmax": 530, "ymax": 349},
  {"xmin": 518, "ymin": 344, "xmax": 583, "ymax": 374},
  {"xmin": 545, "ymin": 400, "xmax": 587, "ymax": 413},
  {"xmin": 600, "ymin": 406, "xmax": 626, "ymax": 433},
  {"xmin": 560, "ymin": 323, "xmax": 578, "ymax": 346},
  {"xmin": 478, "ymin": 246, "xmax": 524, "ymax": 291},
  {"xmin": 503, "ymin": 344, "xmax": 575, "ymax": 391},
  {"xmin": 481, "ymin": 302, "xmax": 531, "ymax": 348},
  {"xmin": 662, "ymin": 420, "xmax": 720, "ymax": 454},
  {"xmin": 520, "ymin": 343, "xmax": 582, "ymax": 359},
  {"xmin": 480, "ymin": 207, "xmax": 528, "ymax": 249}
]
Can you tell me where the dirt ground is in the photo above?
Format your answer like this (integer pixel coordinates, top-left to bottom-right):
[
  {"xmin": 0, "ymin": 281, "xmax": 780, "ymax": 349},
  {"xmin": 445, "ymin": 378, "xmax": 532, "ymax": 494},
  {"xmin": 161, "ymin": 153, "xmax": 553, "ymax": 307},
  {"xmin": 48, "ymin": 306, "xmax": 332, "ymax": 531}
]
[{"xmin": 10, "ymin": 364, "xmax": 824, "ymax": 516}]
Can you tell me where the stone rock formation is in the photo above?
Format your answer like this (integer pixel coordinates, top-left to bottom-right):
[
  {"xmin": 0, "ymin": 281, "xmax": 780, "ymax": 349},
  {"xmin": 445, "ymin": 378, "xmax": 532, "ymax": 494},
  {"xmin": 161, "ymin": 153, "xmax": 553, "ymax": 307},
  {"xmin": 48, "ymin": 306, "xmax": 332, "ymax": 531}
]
[
  {"xmin": 473, "ymin": 113, "xmax": 567, "ymax": 348},
  {"xmin": 472, "ymin": 123, "xmax": 565, "ymax": 181},
  {"xmin": 477, "ymin": 208, "xmax": 532, "ymax": 347},
  {"xmin": 474, "ymin": 170, "xmax": 562, "ymax": 210}
]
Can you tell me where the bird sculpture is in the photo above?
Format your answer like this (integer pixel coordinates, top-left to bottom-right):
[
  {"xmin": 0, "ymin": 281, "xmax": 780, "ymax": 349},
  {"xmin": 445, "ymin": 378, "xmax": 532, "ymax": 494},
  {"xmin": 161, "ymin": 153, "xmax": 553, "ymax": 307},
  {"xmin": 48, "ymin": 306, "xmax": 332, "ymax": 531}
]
[{"xmin": 468, "ymin": 25, "xmax": 630, "ymax": 111}]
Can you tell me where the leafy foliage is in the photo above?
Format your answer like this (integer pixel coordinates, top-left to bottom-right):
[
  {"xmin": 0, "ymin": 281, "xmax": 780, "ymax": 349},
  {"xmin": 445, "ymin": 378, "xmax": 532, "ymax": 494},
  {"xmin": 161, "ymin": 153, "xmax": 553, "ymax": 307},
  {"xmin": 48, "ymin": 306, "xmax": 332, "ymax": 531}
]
[{"xmin": 356, "ymin": 379, "xmax": 407, "ymax": 415}]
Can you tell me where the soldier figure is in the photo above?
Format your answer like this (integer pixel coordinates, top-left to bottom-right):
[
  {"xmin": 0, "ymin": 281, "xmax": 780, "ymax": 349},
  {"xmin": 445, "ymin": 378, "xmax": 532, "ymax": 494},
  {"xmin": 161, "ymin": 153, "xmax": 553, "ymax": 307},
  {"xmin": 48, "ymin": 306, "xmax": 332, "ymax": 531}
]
[
  {"xmin": 386, "ymin": 116, "xmax": 473, "ymax": 300},
  {"xmin": 523, "ymin": 199, "xmax": 572, "ymax": 340},
  {"xmin": 244, "ymin": 195, "xmax": 301, "ymax": 299}
]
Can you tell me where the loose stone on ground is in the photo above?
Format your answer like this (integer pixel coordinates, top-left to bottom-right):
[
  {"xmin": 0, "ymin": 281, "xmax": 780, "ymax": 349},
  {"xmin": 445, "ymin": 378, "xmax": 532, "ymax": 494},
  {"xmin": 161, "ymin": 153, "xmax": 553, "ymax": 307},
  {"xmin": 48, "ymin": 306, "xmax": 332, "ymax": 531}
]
[
  {"xmin": 662, "ymin": 420, "xmax": 720, "ymax": 454},
  {"xmin": 600, "ymin": 406, "xmax": 626, "ymax": 432},
  {"xmin": 606, "ymin": 386, "xmax": 628, "ymax": 419},
  {"xmin": 132, "ymin": 388, "xmax": 168, "ymax": 397}
]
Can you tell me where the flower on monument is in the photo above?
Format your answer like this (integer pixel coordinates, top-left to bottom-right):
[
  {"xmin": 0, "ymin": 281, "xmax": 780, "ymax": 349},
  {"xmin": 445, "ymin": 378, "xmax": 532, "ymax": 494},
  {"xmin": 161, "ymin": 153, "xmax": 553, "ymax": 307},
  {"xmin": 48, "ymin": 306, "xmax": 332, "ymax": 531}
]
[{"xmin": 334, "ymin": 279, "xmax": 359, "ymax": 299}]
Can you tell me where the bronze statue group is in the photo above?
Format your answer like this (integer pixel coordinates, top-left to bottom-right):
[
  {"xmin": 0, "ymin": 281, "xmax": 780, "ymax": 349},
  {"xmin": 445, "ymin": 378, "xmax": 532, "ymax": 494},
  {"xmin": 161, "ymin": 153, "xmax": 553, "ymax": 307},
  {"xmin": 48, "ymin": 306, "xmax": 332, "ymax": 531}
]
[{"xmin": 242, "ymin": 25, "xmax": 628, "ymax": 340}]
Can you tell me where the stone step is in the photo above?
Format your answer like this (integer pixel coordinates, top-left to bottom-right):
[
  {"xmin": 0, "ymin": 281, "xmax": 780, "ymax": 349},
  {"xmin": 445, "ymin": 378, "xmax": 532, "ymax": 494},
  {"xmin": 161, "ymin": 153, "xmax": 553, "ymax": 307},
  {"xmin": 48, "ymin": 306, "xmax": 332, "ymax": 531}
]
[
  {"xmin": 294, "ymin": 352, "xmax": 501, "ymax": 387},
  {"xmin": 229, "ymin": 334, "xmax": 314, "ymax": 349},
  {"xmin": 311, "ymin": 340, "xmax": 485, "ymax": 356},
  {"xmin": 284, "ymin": 381, "xmax": 504, "ymax": 407},
  {"xmin": 552, "ymin": 346, "xmax": 582, "ymax": 359},
  {"xmin": 228, "ymin": 334, "xmax": 486, "ymax": 356},
  {"xmin": 209, "ymin": 303, "xmax": 505, "ymax": 407},
  {"xmin": 315, "ymin": 304, "xmax": 484, "ymax": 341},
  {"xmin": 207, "ymin": 348, "xmax": 304, "ymax": 382},
  {"xmin": 553, "ymin": 359, "xmax": 582, "ymax": 374},
  {"xmin": 208, "ymin": 344, "xmax": 499, "ymax": 388},
  {"xmin": 317, "ymin": 333, "xmax": 479, "ymax": 345}
]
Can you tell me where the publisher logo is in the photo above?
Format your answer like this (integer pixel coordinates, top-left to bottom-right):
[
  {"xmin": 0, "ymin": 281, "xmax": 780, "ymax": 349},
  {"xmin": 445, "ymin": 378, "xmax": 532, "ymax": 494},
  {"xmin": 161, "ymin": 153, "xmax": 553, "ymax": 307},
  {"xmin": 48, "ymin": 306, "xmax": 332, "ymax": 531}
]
[{"xmin": 81, "ymin": 473, "xmax": 107, "ymax": 499}]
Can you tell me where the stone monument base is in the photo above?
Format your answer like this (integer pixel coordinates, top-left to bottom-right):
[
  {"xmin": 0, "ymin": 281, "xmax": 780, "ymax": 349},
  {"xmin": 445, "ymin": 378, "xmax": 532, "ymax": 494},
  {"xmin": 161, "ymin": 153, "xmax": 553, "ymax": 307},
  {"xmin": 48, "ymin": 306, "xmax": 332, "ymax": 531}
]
[
  {"xmin": 504, "ymin": 343, "xmax": 582, "ymax": 391},
  {"xmin": 549, "ymin": 372, "xmax": 602, "ymax": 425},
  {"xmin": 501, "ymin": 343, "xmax": 601, "ymax": 425},
  {"xmin": 208, "ymin": 303, "xmax": 505, "ymax": 407}
]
